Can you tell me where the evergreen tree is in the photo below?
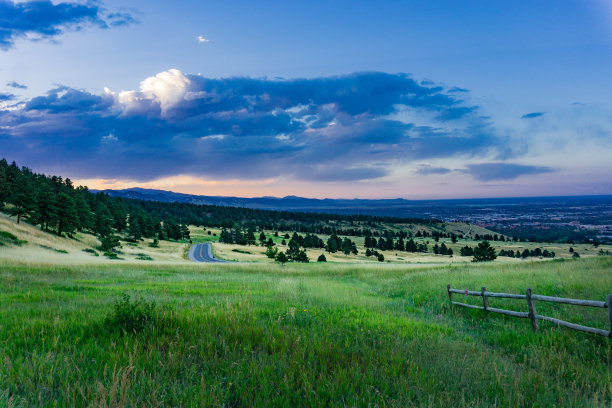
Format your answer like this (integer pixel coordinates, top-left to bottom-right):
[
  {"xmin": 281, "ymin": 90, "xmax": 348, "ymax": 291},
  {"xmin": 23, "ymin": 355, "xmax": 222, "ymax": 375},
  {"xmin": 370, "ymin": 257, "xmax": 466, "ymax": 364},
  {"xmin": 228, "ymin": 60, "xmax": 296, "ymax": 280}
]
[
  {"xmin": 94, "ymin": 202, "xmax": 113, "ymax": 237},
  {"xmin": 395, "ymin": 237, "xmax": 405, "ymax": 251},
  {"xmin": 7, "ymin": 176, "xmax": 34, "ymax": 224},
  {"xmin": 473, "ymin": 241, "xmax": 496, "ymax": 262},
  {"xmin": 244, "ymin": 227, "xmax": 256, "ymax": 245},
  {"xmin": 55, "ymin": 193, "xmax": 79, "ymax": 236},
  {"xmin": 275, "ymin": 251, "xmax": 288, "ymax": 264},
  {"xmin": 74, "ymin": 193, "xmax": 93, "ymax": 232},
  {"xmin": 287, "ymin": 238, "xmax": 301, "ymax": 260},
  {"xmin": 265, "ymin": 245, "xmax": 278, "ymax": 259},
  {"xmin": 128, "ymin": 216, "xmax": 142, "ymax": 241},
  {"xmin": 32, "ymin": 182, "xmax": 57, "ymax": 231},
  {"xmin": 0, "ymin": 165, "xmax": 9, "ymax": 206},
  {"xmin": 317, "ymin": 253, "xmax": 327, "ymax": 262}
]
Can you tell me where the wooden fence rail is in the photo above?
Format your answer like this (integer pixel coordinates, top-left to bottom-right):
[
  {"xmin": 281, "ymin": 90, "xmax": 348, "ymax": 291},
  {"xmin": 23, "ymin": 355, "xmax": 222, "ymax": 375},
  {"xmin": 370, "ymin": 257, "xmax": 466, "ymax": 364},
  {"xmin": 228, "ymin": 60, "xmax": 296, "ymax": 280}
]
[{"xmin": 447, "ymin": 284, "xmax": 612, "ymax": 339}]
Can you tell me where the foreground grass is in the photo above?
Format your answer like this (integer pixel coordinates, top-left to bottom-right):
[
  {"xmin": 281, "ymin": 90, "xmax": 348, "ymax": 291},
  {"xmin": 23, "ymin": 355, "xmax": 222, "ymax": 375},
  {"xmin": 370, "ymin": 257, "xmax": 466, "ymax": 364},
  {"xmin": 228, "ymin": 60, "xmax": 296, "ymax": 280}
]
[{"xmin": 0, "ymin": 257, "xmax": 610, "ymax": 407}]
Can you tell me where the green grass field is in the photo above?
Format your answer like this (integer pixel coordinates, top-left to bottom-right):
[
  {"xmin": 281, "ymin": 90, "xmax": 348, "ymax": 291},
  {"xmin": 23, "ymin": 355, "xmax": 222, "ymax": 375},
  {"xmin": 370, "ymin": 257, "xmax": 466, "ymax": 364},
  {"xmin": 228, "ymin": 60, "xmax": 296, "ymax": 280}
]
[{"xmin": 1, "ymin": 255, "xmax": 610, "ymax": 407}]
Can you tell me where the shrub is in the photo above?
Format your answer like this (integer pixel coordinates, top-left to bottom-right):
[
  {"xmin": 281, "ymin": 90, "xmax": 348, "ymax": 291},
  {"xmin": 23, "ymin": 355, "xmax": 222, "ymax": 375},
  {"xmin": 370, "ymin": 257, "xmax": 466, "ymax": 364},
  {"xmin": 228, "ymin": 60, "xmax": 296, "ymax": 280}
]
[
  {"xmin": 104, "ymin": 252, "xmax": 121, "ymax": 260},
  {"xmin": 135, "ymin": 254, "xmax": 153, "ymax": 261},
  {"xmin": 149, "ymin": 237, "xmax": 160, "ymax": 248},
  {"xmin": 99, "ymin": 235, "xmax": 121, "ymax": 252},
  {"xmin": 317, "ymin": 253, "xmax": 327, "ymax": 262},
  {"xmin": 104, "ymin": 294, "xmax": 157, "ymax": 334},
  {"xmin": 0, "ymin": 230, "xmax": 26, "ymax": 246},
  {"xmin": 83, "ymin": 248, "xmax": 99, "ymax": 256}
]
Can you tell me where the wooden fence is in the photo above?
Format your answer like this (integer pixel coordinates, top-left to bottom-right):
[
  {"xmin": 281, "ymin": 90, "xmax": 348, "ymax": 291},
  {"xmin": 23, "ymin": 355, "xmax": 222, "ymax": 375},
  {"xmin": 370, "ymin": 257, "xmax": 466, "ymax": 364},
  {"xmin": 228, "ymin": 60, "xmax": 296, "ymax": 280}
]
[{"xmin": 447, "ymin": 285, "xmax": 612, "ymax": 339}]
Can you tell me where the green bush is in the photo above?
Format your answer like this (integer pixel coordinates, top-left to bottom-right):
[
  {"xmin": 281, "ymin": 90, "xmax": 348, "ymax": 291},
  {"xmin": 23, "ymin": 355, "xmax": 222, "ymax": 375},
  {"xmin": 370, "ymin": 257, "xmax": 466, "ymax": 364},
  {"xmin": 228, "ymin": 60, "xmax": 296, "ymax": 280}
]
[
  {"xmin": 103, "ymin": 252, "xmax": 121, "ymax": 260},
  {"xmin": 104, "ymin": 294, "xmax": 157, "ymax": 334},
  {"xmin": 135, "ymin": 253, "xmax": 153, "ymax": 261},
  {"xmin": 82, "ymin": 248, "xmax": 99, "ymax": 256}
]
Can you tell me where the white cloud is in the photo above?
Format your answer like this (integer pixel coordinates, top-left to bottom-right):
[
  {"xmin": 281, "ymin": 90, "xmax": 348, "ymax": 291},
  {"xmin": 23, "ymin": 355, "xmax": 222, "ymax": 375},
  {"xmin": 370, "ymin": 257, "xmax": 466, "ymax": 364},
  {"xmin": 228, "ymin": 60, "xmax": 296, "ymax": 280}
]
[
  {"xmin": 117, "ymin": 68, "xmax": 190, "ymax": 117},
  {"xmin": 197, "ymin": 35, "xmax": 210, "ymax": 43},
  {"xmin": 101, "ymin": 133, "xmax": 118, "ymax": 144}
]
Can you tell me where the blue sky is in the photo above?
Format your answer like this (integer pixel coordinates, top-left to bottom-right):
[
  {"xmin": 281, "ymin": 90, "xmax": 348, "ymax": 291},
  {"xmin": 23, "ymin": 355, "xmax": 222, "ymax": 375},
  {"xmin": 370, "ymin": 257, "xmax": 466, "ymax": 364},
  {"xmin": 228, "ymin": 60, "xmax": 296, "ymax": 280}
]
[{"xmin": 1, "ymin": 0, "xmax": 611, "ymax": 198}]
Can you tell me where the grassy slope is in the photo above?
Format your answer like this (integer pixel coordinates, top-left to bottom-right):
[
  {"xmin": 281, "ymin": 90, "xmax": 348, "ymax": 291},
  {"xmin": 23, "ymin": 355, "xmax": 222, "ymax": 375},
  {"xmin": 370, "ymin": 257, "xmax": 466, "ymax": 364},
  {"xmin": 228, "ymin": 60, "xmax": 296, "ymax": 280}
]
[
  {"xmin": 0, "ymin": 253, "xmax": 610, "ymax": 407},
  {"xmin": 190, "ymin": 226, "xmax": 610, "ymax": 264},
  {"xmin": 0, "ymin": 212, "xmax": 191, "ymax": 265}
]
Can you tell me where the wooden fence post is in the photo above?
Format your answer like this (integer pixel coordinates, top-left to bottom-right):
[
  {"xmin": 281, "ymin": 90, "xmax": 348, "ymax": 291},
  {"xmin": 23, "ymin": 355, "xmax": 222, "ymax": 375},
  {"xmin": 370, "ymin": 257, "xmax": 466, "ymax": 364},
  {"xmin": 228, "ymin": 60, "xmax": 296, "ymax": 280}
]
[
  {"xmin": 481, "ymin": 287, "xmax": 489, "ymax": 315},
  {"xmin": 607, "ymin": 294, "xmax": 612, "ymax": 340},
  {"xmin": 447, "ymin": 284, "xmax": 452, "ymax": 302},
  {"xmin": 526, "ymin": 288, "xmax": 538, "ymax": 331}
]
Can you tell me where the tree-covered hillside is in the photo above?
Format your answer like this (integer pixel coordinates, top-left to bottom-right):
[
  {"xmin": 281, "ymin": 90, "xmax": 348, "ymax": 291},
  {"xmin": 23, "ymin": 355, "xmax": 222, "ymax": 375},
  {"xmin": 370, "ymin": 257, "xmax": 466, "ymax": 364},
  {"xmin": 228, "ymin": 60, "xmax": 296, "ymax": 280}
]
[{"xmin": 0, "ymin": 159, "xmax": 459, "ymax": 244}]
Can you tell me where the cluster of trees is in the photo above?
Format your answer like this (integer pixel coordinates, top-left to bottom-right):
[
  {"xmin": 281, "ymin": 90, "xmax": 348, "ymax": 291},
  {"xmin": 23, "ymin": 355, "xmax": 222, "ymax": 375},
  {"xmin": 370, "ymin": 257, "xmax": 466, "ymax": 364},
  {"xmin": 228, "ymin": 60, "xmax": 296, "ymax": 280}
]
[
  {"xmin": 498, "ymin": 248, "xmax": 556, "ymax": 259},
  {"xmin": 432, "ymin": 243, "xmax": 453, "ymax": 256},
  {"xmin": 290, "ymin": 232, "xmax": 325, "ymax": 249},
  {"xmin": 473, "ymin": 233, "xmax": 512, "ymax": 242},
  {"xmin": 120, "ymin": 194, "xmax": 443, "ymax": 239},
  {"xmin": 218, "ymin": 225, "xmax": 257, "ymax": 245},
  {"xmin": 364, "ymin": 248, "xmax": 385, "ymax": 262},
  {"xmin": 0, "ymin": 160, "xmax": 190, "ymax": 247},
  {"xmin": 459, "ymin": 241, "xmax": 497, "ymax": 262},
  {"xmin": 326, "ymin": 234, "xmax": 357, "ymax": 255},
  {"xmin": 267, "ymin": 233, "xmax": 310, "ymax": 263},
  {"xmin": 365, "ymin": 234, "xmax": 428, "ymax": 253}
]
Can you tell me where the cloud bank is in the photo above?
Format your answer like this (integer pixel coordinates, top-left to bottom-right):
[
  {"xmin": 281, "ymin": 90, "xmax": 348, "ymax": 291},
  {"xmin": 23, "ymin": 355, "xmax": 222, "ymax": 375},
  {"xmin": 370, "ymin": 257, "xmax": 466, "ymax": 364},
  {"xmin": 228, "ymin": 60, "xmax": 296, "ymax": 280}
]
[
  {"xmin": 465, "ymin": 163, "xmax": 553, "ymax": 181},
  {"xmin": 0, "ymin": 0, "xmax": 136, "ymax": 50},
  {"xmin": 0, "ymin": 70, "xmax": 514, "ymax": 182}
]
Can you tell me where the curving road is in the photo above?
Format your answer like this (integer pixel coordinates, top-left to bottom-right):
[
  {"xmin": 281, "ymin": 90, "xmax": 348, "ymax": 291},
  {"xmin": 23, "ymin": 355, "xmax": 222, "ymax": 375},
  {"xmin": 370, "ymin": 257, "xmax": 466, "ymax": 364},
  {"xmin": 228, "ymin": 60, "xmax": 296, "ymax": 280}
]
[{"xmin": 188, "ymin": 243, "xmax": 229, "ymax": 263}]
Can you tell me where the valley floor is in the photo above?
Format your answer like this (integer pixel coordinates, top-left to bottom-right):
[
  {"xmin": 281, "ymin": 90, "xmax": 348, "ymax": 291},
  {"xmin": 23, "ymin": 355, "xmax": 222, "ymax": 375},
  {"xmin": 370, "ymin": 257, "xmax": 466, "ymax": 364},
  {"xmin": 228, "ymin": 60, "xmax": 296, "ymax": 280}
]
[{"xmin": 0, "ymin": 252, "xmax": 610, "ymax": 407}]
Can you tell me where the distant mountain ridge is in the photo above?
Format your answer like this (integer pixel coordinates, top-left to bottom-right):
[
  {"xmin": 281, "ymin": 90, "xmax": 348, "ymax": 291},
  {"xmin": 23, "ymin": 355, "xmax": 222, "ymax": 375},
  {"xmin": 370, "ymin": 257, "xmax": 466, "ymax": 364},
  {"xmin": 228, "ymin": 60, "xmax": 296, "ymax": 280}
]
[
  {"xmin": 92, "ymin": 187, "xmax": 413, "ymax": 213},
  {"xmin": 93, "ymin": 188, "xmax": 612, "ymax": 222}
]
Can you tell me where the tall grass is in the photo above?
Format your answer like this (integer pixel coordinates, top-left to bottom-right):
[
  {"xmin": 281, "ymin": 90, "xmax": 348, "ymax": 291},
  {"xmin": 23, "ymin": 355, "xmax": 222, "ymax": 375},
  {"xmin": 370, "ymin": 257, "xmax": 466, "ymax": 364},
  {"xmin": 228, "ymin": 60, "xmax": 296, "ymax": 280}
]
[{"xmin": 0, "ymin": 257, "xmax": 610, "ymax": 407}]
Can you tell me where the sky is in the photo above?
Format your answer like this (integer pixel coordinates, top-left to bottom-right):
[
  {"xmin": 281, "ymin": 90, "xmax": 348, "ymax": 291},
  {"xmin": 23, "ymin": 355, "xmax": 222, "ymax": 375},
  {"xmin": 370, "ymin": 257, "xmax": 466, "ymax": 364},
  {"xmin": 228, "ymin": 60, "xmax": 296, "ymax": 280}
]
[{"xmin": 1, "ymin": 0, "xmax": 611, "ymax": 199}]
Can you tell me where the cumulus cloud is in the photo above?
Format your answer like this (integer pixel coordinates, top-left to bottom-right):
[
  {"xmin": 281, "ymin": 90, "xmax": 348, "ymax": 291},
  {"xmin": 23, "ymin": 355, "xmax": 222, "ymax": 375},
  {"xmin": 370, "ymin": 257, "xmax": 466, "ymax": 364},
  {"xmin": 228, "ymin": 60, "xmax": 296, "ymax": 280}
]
[
  {"xmin": 0, "ymin": 0, "xmax": 136, "ymax": 50},
  {"xmin": 0, "ymin": 70, "xmax": 511, "ymax": 182},
  {"xmin": 521, "ymin": 112, "xmax": 545, "ymax": 119},
  {"xmin": 118, "ymin": 68, "xmax": 190, "ymax": 117},
  {"xmin": 6, "ymin": 81, "xmax": 27, "ymax": 89},
  {"xmin": 197, "ymin": 35, "xmax": 210, "ymax": 43},
  {"xmin": 465, "ymin": 162, "xmax": 553, "ymax": 181}
]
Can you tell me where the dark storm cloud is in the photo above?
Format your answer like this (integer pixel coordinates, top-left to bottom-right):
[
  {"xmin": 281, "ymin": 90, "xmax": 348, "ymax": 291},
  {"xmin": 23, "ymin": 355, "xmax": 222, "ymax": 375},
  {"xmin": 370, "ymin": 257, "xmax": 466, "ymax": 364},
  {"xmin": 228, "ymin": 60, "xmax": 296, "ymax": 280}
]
[
  {"xmin": 521, "ymin": 112, "xmax": 545, "ymax": 119},
  {"xmin": 465, "ymin": 162, "xmax": 553, "ymax": 181},
  {"xmin": 0, "ymin": 0, "xmax": 136, "ymax": 50},
  {"xmin": 0, "ymin": 70, "xmax": 511, "ymax": 182}
]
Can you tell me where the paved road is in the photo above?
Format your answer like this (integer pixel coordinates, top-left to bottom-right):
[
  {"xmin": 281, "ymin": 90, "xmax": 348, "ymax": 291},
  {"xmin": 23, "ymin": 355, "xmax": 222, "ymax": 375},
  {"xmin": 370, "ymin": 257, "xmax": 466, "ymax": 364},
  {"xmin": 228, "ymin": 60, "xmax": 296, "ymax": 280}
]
[{"xmin": 188, "ymin": 243, "xmax": 229, "ymax": 263}]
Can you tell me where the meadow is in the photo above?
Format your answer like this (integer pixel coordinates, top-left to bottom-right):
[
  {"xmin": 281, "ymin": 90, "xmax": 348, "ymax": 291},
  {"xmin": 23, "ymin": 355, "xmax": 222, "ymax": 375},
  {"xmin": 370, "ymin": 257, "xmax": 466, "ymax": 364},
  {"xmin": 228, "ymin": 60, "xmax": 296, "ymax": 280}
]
[{"xmin": 0, "ymin": 252, "xmax": 610, "ymax": 407}]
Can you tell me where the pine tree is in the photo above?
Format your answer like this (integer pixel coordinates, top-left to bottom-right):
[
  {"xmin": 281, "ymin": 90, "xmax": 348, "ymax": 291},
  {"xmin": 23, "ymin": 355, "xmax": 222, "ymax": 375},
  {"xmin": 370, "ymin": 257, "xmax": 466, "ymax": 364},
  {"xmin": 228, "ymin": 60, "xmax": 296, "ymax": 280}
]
[
  {"xmin": 473, "ymin": 241, "xmax": 497, "ymax": 262},
  {"xmin": 56, "ymin": 193, "xmax": 79, "ymax": 236},
  {"xmin": 6, "ymin": 176, "xmax": 34, "ymax": 224},
  {"xmin": 94, "ymin": 202, "xmax": 113, "ymax": 237},
  {"xmin": 128, "ymin": 216, "xmax": 142, "ymax": 241},
  {"xmin": 0, "ymin": 165, "xmax": 9, "ymax": 206},
  {"xmin": 275, "ymin": 251, "xmax": 288, "ymax": 264},
  {"xmin": 32, "ymin": 182, "xmax": 57, "ymax": 231},
  {"xmin": 74, "ymin": 193, "xmax": 93, "ymax": 232}
]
